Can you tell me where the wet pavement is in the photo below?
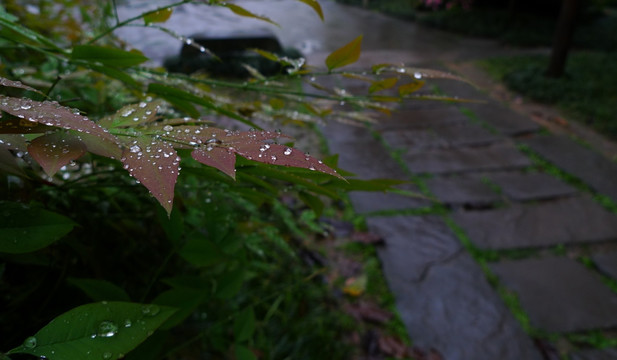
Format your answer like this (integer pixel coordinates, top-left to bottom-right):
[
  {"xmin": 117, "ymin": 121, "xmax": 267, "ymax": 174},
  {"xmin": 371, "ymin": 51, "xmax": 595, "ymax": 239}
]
[{"xmin": 115, "ymin": 1, "xmax": 617, "ymax": 358}]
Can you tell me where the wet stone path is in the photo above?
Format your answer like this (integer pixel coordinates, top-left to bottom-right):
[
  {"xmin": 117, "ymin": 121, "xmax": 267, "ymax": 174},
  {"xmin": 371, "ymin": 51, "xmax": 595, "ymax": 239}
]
[{"xmin": 320, "ymin": 57, "xmax": 617, "ymax": 360}]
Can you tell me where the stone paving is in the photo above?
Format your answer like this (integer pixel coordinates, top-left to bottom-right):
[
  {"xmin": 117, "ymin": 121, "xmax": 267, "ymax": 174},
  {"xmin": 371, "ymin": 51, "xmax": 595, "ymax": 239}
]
[{"xmin": 321, "ymin": 56, "xmax": 617, "ymax": 359}]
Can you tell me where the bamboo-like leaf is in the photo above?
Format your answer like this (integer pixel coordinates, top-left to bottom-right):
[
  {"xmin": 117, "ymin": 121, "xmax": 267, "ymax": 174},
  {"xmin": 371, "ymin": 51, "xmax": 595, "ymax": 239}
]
[
  {"xmin": 325, "ymin": 35, "xmax": 363, "ymax": 71},
  {"xmin": 0, "ymin": 202, "xmax": 76, "ymax": 254},
  {"xmin": 295, "ymin": 0, "xmax": 324, "ymax": 21},
  {"xmin": 222, "ymin": 3, "xmax": 278, "ymax": 26},
  {"xmin": 120, "ymin": 137, "xmax": 179, "ymax": 214},
  {"xmin": 369, "ymin": 77, "xmax": 398, "ymax": 94},
  {"xmin": 72, "ymin": 45, "xmax": 148, "ymax": 67},
  {"xmin": 0, "ymin": 76, "xmax": 44, "ymax": 95},
  {"xmin": 67, "ymin": 278, "xmax": 131, "ymax": 302},
  {"xmin": 143, "ymin": 8, "xmax": 173, "ymax": 24},
  {"xmin": 8, "ymin": 302, "xmax": 176, "ymax": 360},
  {"xmin": 28, "ymin": 132, "xmax": 87, "ymax": 176}
]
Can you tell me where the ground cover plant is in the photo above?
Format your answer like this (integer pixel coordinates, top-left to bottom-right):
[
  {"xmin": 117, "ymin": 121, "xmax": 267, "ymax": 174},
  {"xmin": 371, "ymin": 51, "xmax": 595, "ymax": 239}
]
[
  {"xmin": 480, "ymin": 52, "xmax": 617, "ymax": 140},
  {"xmin": 0, "ymin": 1, "xmax": 467, "ymax": 359}
]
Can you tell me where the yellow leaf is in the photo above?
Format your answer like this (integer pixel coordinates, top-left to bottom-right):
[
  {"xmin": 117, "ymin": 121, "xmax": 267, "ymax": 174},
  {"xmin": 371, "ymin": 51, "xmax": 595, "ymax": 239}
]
[
  {"xmin": 143, "ymin": 8, "xmax": 173, "ymax": 25},
  {"xmin": 325, "ymin": 35, "xmax": 363, "ymax": 71},
  {"xmin": 224, "ymin": 4, "xmax": 278, "ymax": 26},
  {"xmin": 343, "ymin": 275, "xmax": 367, "ymax": 297},
  {"xmin": 398, "ymin": 80, "xmax": 425, "ymax": 96},
  {"xmin": 295, "ymin": 0, "xmax": 324, "ymax": 21},
  {"xmin": 369, "ymin": 77, "xmax": 398, "ymax": 94}
]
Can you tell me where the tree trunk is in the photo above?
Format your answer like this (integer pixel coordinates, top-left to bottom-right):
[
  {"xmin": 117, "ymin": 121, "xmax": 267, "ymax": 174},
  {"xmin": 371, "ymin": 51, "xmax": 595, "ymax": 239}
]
[{"xmin": 545, "ymin": 0, "xmax": 582, "ymax": 78}]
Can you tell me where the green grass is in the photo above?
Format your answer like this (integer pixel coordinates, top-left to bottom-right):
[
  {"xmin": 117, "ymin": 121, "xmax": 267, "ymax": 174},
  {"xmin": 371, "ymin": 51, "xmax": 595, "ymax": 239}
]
[{"xmin": 480, "ymin": 51, "xmax": 617, "ymax": 140}]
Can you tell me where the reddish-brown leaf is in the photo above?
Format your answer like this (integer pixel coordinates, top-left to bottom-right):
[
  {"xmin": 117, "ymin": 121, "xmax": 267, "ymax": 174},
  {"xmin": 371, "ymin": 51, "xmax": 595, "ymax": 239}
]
[
  {"xmin": 28, "ymin": 132, "xmax": 87, "ymax": 176},
  {"xmin": 0, "ymin": 95, "xmax": 118, "ymax": 143},
  {"xmin": 344, "ymin": 301, "xmax": 393, "ymax": 324},
  {"xmin": 0, "ymin": 134, "xmax": 28, "ymax": 151},
  {"xmin": 120, "ymin": 137, "xmax": 179, "ymax": 214},
  {"xmin": 72, "ymin": 131, "xmax": 123, "ymax": 159},
  {"xmin": 0, "ymin": 76, "xmax": 44, "ymax": 95},
  {"xmin": 191, "ymin": 147, "xmax": 236, "ymax": 179},
  {"xmin": 378, "ymin": 335, "xmax": 409, "ymax": 358},
  {"xmin": 350, "ymin": 231, "xmax": 384, "ymax": 245}
]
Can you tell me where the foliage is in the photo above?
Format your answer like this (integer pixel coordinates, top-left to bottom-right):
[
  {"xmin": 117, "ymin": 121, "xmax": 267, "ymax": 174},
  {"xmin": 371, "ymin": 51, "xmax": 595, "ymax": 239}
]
[
  {"xmin": 0, "ymin": 0, "xmax": 474, "ymax": 358},
  {"xmin": 480, "ymin": 52, "xmax": 617, "ymax": 139}
]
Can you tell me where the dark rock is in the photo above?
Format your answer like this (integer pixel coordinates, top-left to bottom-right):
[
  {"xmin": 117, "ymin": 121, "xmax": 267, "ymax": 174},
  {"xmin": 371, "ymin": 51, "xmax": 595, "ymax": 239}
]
[
  {"xmin": 465, "ymin": 101, "xmax": 542, "ymax": 136},
  {"xmin": 425, "ymin": 175, "xmax": 501, "ymax": 206},
  {"xmin": 521, "ymin": 134, "xmax": 617, "ymax": 203},
  {"xmin": 382, "ymin": 122, "xmax": 502, "ymax": 151},
  {"xmin": 453, "ymin": 195, "xmax": 617, "ymax": 249},
  {"xmin": 349, "ymin": 188, "xmax": 432, "ymax": 213},
  {"xmin": 366, "ymin": 216, "xmax": 541, "ymax": 360},
  {"xmin": 487, "ymin": 171, "xmax": 578, "ymax": 201},
  {"xmin": 490, "ymin": 256, "xmax": 617, "ymax": 333},
  {"xmin": 376, "ymin": 108, "xmax": 470, "ymax": 132},
  {"xmin": 403, "ymin": 143, "xmax": 532, "ymax": 175},
  {"xmin": 592, "ymin": 252, "xmax": 617, "ymax": 280}
]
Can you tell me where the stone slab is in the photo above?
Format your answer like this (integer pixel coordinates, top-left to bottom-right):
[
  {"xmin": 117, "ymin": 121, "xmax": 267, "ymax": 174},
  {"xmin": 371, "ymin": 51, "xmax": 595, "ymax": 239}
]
[
  {"xmin": 368, "ymin": 216, "xmax": 541, "ymax": 360},
  {"xmin": 570, "ymin": 348, "xmax": 617, "ymax": 360},
  {"xmin": 322, "ymin": 120, "xmax": 408, "ymax": 180},
  {"xmin": 403, "ymin": 143, "xmax": 532, "ymax": 175},
  {"xmin": 349, "ymin": 185, "xmax": 433, "ymax": 214},
  {"xmin": 425, "ymin": 175, "xmax": 501, "ymax": 206},
  {"xmin": 521, "ymin": 134, "xmax": 617, "ymax": 203},
  {"xmin": 453, "ymin": 195, "xmax": 617, "ymax": 250},
  {"xmin": 382, "ymin": 122, "xmax": 502, "ymax": 151},
  {"xmin": 592, "ymin": 252, "xmax": 617, "ymax": 281},
  {"xmin": 376, "ymin": 108, "xmax": 470, "ymax": 132},
  {"xmin": 487, "ymin": 172, "xmax": 578, "ymax": 201},
  {"xmin": 465, "ymin": 102, "xmax": 542, "ymax": 136},
  {"xmin": 490, "ymin": 256, "xmax": 617, "ymax": 333}
]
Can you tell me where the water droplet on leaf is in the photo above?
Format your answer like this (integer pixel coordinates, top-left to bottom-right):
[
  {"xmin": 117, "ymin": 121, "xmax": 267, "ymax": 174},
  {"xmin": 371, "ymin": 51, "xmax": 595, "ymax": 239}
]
[
  {"xmin": 23, "ymin": 336, "xmax": 37, "ymax": 349},
  {"xmin": 97, "ymin": 321, "xmax": 118, "ymax": 337}
]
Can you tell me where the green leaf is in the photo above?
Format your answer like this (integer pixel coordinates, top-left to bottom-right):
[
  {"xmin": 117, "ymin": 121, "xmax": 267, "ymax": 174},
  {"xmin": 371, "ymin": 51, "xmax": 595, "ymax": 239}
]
[
  {"xmin": 0, "ymin": 202, "xmax": 76, "ymax": 254},
  {"xmin": 295, "ymin": 0, "xmax": 324, "ymax": 21},
  {"xmin": 325, "ymin": 35, "xmax": 363, "ymax": 71},
  {"xmin": 178, "ymin": 235, "xmax": 225, "ymax": 267},
  {"xmin": 83, "ymin": 63, "xmax": 141, "ymax": 90},
  {"xmin": 67, "ymin": 278, "xmax": 131, "ymax": 302},
  {"xmin": 72, "ymin": 45, "xmax": 148, "ymax": 67},
  {"xmin": 233, "ymin": 306, "xmax": 255, "ymax": 342},
  {"xmin": 223, "ymin": 3, "xmax": 278, "ymax": 26},
  {"xmin": 235, "ymin": 344, "xmax": 257, "ymax": 360},
  {"xmin": 153, "ymin": 288, "xmax": 207, "ymax": 329},
  {"xmin": 217, "ymin": 269, "xmax": 245, "ymax": 299},
  {"xmin": 8, "ymin": 301, "xmax": 176, "ymax": 360},
  {"xmin": 99, "ymin": 100, "xmax": 162, "ymax": 128},
  {"xmin": 143, "ymin": 8, "xmax": 173, "ymax": 24},
  {"xmin": 398, "ymin": 80, "xmax": 425, "ymax": 96},
  {"xmin": 299, "ymin": 191, "xmax": 324, "ymax": 217}
]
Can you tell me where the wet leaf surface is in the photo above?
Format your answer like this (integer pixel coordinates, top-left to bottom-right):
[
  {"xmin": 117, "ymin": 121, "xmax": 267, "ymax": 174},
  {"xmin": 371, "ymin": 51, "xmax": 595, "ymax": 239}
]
[
  {"xmin": 28, "ymin": 132, "xmax": 87, "ymax": 176},
  {"xmin": 326, "ymin": 35, "xmax": 363, "ymax": 71}
]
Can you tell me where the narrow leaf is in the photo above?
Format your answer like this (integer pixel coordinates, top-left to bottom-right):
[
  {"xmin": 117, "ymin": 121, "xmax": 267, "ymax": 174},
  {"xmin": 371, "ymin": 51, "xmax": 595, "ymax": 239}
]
[
  {"xmin": 143, "ymin": 8, "xmax": 173, "ymax": 24},
  {"xmin": 72, "ymin": 45, "xmax": 148, "ymax": 67},
  {"xmin": 84, "ymin": 63, "xmax": 141, "ymax": 90},
  {"xmin": 369, "ymin": 77, "xmax": 398, "ymax": 94},
  {"xmin": 223, "ymin": 3, "xmax": 278, "ymax": 26},
  {"xmin": 398, "ymin": 80, "xmax": 425, "ymax": 96},
  {"xmin": 234, "ymin": 307, "xmax": 255, "ymax": 342},
  {"xmin": 67, "ymin": 278, "xmax": 131, "ymax": 302},
  {"xmin": 0, "ymin": 202, "xmax": 76, "ymax": 254},
  {"xmin": 120, "ymin": 137, "xmax": 179, "ymax": 214},
  {"xmin": 295, "ymin": 0, "xmax": 324, "ymax": 21},
  {"xmin": 28, "ymin": 132, "xmax": 87, "ymax": 176},
  {"xmin": 325, "ymin": 35, "xmax": 363, "ymax": 71},
  {"xmin": 0, "ymin": 76, "xmax": 44, "ymax": 95},
  {"xmin": 9, "ymin": 302, "xmax": 176, "ymax": 360}
]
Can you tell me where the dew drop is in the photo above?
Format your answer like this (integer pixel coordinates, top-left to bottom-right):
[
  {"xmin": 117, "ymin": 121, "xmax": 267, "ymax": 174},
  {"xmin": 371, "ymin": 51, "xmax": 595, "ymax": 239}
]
[
  {"xmin": 23, "ymin": 336, "xmax": 37, "ymax": 349},
  {"xmin": 102, "ymin": 352, "xmax": 113, "ymax": 359},
  {"xmin": 138, "ymin": 102, "xmax": 147, "ymax": 108},
  {"xmin": 284, "ymin": 148, "xmax": 292, "ymax": 156},
  {"xmin": 141, "ymin": 304, "xmax": 160, "ymax": 317},
  {"xmin": 163, "ymin": 125, "xmax": 173, "ymax": 132},
  {"xmin": 413, "ymin": 72, "xmax": 422, "ymax": 79},
  {"xmin": 129, "ymin": 145, "xmax": 141, "ymax": 153},
  {"xmin": 97, "ymin": 321, "xmax": 118, "ymax": 338}
]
